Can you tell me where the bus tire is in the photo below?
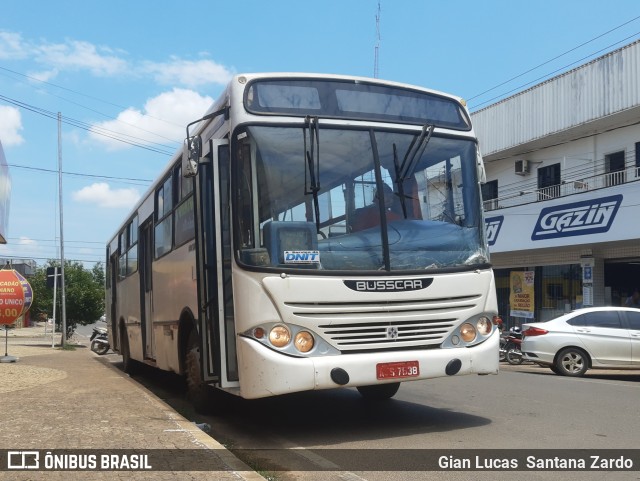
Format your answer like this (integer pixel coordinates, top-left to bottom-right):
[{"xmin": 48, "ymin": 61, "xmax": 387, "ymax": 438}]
[
  {"xmin": 356, "ymin": 382, "xmax": 400, "ymax": 401},
  {"xmin": 121, "ymin": 327, "xmax": 139, "ymax": 375},
  {"xmin": 185, "ymin": 329, "xmax": 210, "ymax": 414}
]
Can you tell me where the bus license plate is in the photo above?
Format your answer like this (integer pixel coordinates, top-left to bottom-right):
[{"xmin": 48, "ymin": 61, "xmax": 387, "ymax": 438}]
[{"xmin": 376, "ymin": 361, "xmax": 420, "ymax": 380}]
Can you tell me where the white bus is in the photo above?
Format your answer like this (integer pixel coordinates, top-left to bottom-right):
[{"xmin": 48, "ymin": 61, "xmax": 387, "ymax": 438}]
[{"xmin": 106, "ymin": 73, "xmax": 499, "ymax": 410}]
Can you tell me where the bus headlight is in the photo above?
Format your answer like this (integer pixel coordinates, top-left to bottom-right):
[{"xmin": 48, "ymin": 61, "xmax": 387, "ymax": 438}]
[
  {"xmin": 476, "ymin": 317, "xmax": 492, "ymax": 336},
  {"xmin": 269, "ymin": 325, "xmax": 291, "ymax": 348},
  {"xmin": 460, "ymin": 323, "xmax": 476, "ymax": 342},
  {"xmin": 294, "ymin": 331, "xmax": 314, "ymax": 353}
]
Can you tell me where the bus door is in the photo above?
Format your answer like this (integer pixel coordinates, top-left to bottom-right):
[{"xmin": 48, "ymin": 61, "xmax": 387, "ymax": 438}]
[
  {"xmin": 139, "ymin": 219, "xmax": 154, "ymax": 359},
  {"xmin": 109, "ymin": 250, "xmax": 119, "ymax": 348},
  {"xmin": 194, "ymin": 139, "xmax": 237, "ymax": 385}
]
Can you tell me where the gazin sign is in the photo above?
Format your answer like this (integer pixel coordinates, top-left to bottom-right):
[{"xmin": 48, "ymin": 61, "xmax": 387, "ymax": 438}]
[{"xmin": 0, "ymin": 269, "xmax": 32, "ymax": 325}]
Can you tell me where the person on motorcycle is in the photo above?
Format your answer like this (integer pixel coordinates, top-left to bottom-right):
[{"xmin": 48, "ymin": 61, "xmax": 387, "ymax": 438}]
[{"xmin": 509, "ymin": 326, "xmax": 522, "ymax": 338}]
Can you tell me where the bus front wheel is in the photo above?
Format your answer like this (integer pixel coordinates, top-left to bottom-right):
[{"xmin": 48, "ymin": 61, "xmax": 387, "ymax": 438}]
[
  {"xmin": 185, "ymin": 330, "xmax": 210, "ymax": 413},
  {"xmin": 356, "ymin": 382, "xmax": 400, "ymax": 401}
]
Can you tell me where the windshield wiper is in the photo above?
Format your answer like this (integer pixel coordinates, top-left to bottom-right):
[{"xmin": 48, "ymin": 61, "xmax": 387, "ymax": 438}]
[
  {"xmin": 392, "ymin": 124, "xmax": 434, "ymax": 218},
  {"xmin": 392, "ymin": 143, "xmax": 408, "ymax": 218},
  {"xmin": 303, "ymin": 116, "xmax": 321, "ymax": 233}
]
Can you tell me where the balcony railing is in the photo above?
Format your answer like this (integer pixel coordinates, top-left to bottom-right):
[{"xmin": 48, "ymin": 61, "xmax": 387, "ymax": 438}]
[{"xmin": 483, "ymin": 165, "xmax": 640, "ymax": 212}]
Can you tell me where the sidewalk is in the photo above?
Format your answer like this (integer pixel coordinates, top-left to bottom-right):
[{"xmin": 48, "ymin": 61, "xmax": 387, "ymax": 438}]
[{"xmin": 0, "ymin": 323, "xmax": 265, "ymax": 480}]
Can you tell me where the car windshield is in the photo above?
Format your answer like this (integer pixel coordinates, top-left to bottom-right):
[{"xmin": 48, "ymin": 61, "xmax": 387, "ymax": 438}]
[{"xmin": 233, "ymin": 124, "xmax": 488, "ymax": 272}]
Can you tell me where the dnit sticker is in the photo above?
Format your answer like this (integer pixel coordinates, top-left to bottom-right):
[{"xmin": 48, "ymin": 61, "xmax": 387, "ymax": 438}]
[{"xmin": 283, "ymin": 250, "xmax": 320, "ymax": 264}]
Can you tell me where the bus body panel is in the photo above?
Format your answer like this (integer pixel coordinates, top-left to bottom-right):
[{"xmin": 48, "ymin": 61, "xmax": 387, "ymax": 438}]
[
  {"xmin": 237, "ymin": 329, "xmax": 499, "ymax": 399},
  {"xmin": 151, "ymin": 240, "xmax": 198, "ymax": 372},
  {"xmin": 116, "ymin": 273, "xmax": 142, "ymax": 359}
]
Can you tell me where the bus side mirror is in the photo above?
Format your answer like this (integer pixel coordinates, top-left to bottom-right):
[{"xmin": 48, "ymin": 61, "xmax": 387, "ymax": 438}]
[{"xmin": 183, "ymin": 135, "xmax": 202, "ymax": 178}]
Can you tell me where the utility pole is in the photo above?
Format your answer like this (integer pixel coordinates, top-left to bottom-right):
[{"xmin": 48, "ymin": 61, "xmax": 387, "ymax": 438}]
[{"xmin": 58, "ymin": 112, "xmax": 67, "ymax": 347}]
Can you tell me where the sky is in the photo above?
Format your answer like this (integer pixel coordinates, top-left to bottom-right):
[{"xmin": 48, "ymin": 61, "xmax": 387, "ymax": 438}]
[{"xmin": 1, "ymin": 0, "xmax": 640, "ymax": 268}]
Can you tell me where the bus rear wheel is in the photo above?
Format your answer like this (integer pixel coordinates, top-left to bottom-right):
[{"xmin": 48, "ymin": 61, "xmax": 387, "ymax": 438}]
[
  {"xmin": 121, "ymin": 328, "xmax": 139, "ymax": 375},
  {"xmin": 356, "ymin": 382, "xmax": 400, "ymax": 401},
  {"xmin": 185, "ymin": 330, "xmax": 211, "ymax": 413}
]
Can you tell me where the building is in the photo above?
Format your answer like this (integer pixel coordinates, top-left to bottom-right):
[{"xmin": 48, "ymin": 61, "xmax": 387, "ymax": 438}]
[
  {"xmin": 0, "ymin": 259, "xmax": 36, "ymax": 277},
  {"xmin": 472, "ymin": 40, "xmax": 640, "ymax": 327}
]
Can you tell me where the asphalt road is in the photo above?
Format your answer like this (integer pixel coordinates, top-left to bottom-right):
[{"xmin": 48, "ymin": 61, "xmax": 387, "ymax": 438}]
[{"xmin": 112, "ymin": 357, "xmax": 640, "ymax": 481}]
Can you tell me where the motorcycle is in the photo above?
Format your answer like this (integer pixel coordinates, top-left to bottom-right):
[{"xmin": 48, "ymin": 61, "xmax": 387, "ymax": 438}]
[
  {"xmin": 499, "ymin": 329, "xmax": 523, "ymax": 365},
  {"xmin": 90, "ymin": 326, "xmax": 110, "ymax": 355},
  {"xmin": 504, "ymin": 336, "xmax": 523, "ymax": 365}
]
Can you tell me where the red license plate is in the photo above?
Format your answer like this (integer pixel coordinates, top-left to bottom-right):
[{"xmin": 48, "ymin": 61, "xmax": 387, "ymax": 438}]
[{"xmin": 376, "ymin": 361, "xmax": 420, "ymax": 380}]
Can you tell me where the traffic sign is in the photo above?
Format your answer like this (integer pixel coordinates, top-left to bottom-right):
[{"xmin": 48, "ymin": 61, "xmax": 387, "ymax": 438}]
[{"xmin": 46, "ymin": 267, "xmax": 62, "ymax": 289}]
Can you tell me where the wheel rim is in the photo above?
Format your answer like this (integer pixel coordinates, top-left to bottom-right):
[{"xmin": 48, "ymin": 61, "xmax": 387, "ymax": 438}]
[{"xmin": 560, "ymin": 351, "xmax": 584, "ymax": 373}]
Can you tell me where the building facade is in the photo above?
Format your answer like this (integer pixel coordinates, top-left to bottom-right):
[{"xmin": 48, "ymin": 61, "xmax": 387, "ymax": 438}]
[{"xmin": 472, "ymin": 40, "xmax": 640, "ymax": 328}]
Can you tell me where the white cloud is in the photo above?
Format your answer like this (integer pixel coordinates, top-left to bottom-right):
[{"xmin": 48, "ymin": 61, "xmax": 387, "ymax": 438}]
[
  {"xmin": 72, "ymin": 183, "xmax": 141, "ymax": 209},
  {"xmin": 89, "ymin": 88, "xmax": 213, "ymax": 150},
  {"xmin": 0, "ymin": 106, "xmax": 24, "ymax": 146},
  {"xmin": 0, "ymin": 32, "xmax": 128, "ymax": 76},
  {"xmin": 0, "ymin": 31, "xmax": 28, "ymax": 60},
  {"xmin": 0, "ymin": 237, "xmax": 42, "ymax": 259},
  {"xmin": 143, "ymin": 57, "xmax": 234, "ymax": 88},
  {"xmin": 28, "ymin": 68, "xmax": 59, "ymax": 83},
  {"xmin": 36, "ymin": 40, "xmax": 128, "ymax": 76},
  {"xmin": 16, "ymin": 237, "xmax": 38, "ymax": 246},
  {"xmin": 2, "ymin": 30, "xmax": 234, "ymax": 87}
]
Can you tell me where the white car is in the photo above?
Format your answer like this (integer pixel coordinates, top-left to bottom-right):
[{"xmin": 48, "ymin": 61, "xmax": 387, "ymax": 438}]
[{"xmin": 522, "ymin": 307, "xmax": 640, "ymax": 376}]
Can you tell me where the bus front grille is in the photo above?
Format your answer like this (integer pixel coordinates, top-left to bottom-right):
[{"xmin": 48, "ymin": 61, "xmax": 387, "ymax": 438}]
[
  {"xmin": 284, "ymin": 295, "xmax": 480, "ymax": 351},
  {"xmin": 317, "ymin": 319, "xmax": 455, "ymax": 348}
]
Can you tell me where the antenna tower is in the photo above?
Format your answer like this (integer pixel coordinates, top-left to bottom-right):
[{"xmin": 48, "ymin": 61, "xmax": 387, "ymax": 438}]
[{"xmin": 374, "ymin": 1, "xmax": 381, "ymax": 78}]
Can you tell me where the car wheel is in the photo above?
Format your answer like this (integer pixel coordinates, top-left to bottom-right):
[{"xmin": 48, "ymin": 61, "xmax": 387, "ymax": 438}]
[{"xmin": 555, "ymin": 347, "xmax": 588, "ymax": 377}]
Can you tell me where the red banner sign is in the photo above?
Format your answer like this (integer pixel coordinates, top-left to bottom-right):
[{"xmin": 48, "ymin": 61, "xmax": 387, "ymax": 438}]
[{"xmin": 0, "ymin": 269, "xmax": 30, "ymax": 325}]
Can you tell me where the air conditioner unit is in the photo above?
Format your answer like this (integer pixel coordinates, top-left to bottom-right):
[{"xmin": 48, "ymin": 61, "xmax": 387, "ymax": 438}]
[{"xmin": 515, "ymin": 159, "xmax": 530, "ymax": 175}]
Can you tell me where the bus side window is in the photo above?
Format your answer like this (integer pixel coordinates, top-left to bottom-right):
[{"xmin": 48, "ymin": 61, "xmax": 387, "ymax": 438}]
[{"xmin": 155, "ymin": 176, "xmax": 174, "ymax": 258}]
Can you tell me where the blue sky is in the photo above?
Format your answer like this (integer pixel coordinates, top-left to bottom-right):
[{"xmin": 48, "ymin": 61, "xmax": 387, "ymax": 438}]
[{"xmin": 1, "ymin": 0, "xmax": 640, "ymax": 267}]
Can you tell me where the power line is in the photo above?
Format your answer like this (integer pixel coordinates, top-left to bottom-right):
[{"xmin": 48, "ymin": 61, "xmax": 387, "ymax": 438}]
[
  {"xmin": 468, "ymin": 15, "xmax": 640, "ymax": 105},
  {"xmin": 0, "ymin": 254, "xmax": 102, "ymax": 264},
  {"xmin": 7, "ymin": 163, "xmax": 152, "ymax": 185},
  {"xmin": 0, "ymin": 64, "xmax": 185, "ymax": 139},
  {"xmin": 469, "ymin": 31, "xmax": 640, "ymax": 110},
  {"xmin": 0, "ymin": 93, "xmax": 177, "ymax": 156},
  {"xmin": 6, "ymin": 237, "xmax": 104, "ymax": 245}
]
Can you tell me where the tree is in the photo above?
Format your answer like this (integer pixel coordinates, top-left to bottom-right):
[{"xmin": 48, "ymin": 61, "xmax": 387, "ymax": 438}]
[{"xmin": 30, "ymin": 260, "xmax": 105, "ymax": 339}]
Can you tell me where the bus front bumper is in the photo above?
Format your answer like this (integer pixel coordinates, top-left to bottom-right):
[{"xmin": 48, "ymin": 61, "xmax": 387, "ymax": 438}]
[{"xmin": 236, "ymin": 330, "xmax": 499, "ymax": 399}]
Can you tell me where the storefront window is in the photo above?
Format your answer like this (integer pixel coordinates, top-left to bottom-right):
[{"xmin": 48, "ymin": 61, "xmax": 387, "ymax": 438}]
[{"xmin": 494, "ymin": 264, "xmax": 582, "ymax": 327}]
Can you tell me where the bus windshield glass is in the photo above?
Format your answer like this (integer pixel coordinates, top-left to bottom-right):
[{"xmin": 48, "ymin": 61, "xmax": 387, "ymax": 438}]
[{"xmin": 234, "ymin": 125, "xmax": 488, "ymax": 272}]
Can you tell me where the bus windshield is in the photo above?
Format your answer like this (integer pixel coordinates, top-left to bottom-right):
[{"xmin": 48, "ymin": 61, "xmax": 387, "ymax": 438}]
[{"xmin": 234, "ymin": 125, "xmax": 488, "ymax": 272}]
